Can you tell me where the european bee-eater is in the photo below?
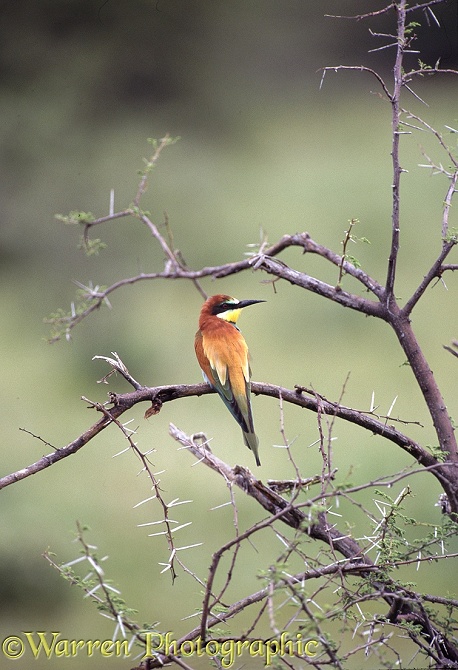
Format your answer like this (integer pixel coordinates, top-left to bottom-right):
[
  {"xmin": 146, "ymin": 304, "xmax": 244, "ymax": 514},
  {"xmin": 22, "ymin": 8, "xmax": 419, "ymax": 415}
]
[{"xmin": 195, "ymin": 294, "xmax": 264, "ymax": 466}]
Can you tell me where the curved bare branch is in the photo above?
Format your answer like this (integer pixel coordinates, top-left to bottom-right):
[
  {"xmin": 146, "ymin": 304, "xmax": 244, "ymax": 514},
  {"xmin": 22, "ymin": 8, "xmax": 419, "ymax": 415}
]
[{"xmin": 2, "ymin": 371, "xmax": 440, "ymax": 493}]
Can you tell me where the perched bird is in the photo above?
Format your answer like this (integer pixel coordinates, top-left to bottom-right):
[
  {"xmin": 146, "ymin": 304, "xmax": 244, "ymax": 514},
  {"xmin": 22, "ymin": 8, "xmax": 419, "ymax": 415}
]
[{"xmin": 195, "ymin": 294, "xmax": 264, "ymax": 466}]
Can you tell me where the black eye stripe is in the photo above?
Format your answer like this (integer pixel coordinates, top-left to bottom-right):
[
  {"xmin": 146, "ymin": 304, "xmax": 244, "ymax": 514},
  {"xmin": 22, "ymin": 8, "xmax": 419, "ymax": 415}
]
[{"xmin": 212, "ymin": 301, "xmax": 237, "ymax": 315}]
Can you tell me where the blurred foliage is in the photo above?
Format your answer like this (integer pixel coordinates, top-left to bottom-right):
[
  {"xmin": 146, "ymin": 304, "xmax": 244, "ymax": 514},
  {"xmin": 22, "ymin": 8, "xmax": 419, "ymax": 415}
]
[{"xmin": 1, "ymin": 1, "xmax": 458, "ymax": 668}]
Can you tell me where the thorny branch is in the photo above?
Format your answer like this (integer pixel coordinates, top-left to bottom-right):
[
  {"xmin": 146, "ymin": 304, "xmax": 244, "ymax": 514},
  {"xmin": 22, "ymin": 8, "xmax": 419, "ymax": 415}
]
[
  {"xmin": 325, "ymin": 0, "xmax": 447, "ymax": 21},
  {"xmin": 82, "ymin": 394, "xmax": 181, "ymax": 582},
  {"xmin": 4, "ymin": 372, "xmax": 444, "ymax": 492},
  {"xmin": 165, "ymin": 426, "xmax": 458, "ymax": 668}
]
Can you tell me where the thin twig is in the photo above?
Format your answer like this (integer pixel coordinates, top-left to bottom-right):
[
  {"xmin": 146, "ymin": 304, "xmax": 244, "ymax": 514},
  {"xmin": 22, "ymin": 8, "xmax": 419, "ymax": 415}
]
[
  {"xmin": 385, "ymin": 0, "xmax": 407, "ymax": 306},
  {"xmin": 320, "ymin": 65, "xmax": 392, "ymax": 100}
]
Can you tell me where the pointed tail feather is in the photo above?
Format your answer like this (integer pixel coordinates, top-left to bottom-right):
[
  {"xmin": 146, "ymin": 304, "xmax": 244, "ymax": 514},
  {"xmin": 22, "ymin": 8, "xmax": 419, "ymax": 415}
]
[{"xmin": 243, "ymin": 430, "xmax": 261, "ymax": 467}]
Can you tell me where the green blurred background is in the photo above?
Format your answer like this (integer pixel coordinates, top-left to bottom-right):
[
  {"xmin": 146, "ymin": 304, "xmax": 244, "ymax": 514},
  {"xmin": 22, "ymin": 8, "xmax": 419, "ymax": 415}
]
[{"xmin": 1, "ymin": 1, "xmax": 458, "ymax": 668}]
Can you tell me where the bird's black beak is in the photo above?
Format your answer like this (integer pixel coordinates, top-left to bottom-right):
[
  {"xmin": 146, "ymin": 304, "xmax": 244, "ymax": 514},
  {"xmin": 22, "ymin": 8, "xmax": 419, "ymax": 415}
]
[{"xmin": 237, "ymin": 299, "xmax": 265, "ymax": 309}]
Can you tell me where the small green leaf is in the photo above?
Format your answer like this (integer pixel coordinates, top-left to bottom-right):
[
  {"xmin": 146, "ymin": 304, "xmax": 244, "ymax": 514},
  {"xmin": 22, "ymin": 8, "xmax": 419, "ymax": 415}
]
[
  {"xmin": 55, "ymin": 211, "xmax": 95, "ymax": 225},
  {"xmin": 444, "ymin": 227, "xmax": 458, "ymax": 244},
  {"xmin": 344, "ymin": 254, "xmax": 361, "ymax": 269},
  {"xmin": 78, "ymin": 236, "xmax": 107, "ymax": 256}
]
